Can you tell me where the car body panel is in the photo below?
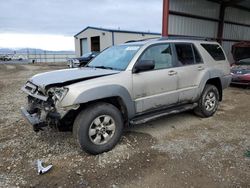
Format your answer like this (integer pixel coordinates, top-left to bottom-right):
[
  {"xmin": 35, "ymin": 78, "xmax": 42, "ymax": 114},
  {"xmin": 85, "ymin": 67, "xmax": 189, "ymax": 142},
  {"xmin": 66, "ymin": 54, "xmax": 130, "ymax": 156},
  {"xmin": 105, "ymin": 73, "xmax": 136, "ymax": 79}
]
[
  {"xmin": 132, "ymin": 68, "xmax": 178, "ymax": 113},
  {"xmin": 29, "ymin": 67, "xmax": 120, "ymax": 90}
]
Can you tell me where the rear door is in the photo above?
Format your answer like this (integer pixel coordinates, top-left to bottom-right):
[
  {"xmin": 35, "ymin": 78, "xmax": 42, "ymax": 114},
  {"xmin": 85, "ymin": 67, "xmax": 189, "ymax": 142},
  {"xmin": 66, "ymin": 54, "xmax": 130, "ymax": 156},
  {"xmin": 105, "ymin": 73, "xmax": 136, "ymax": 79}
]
[
  {"xmin": 132, "ymin": 43, "xmax": 179, "ymax": 113},
  {"xmin": 173, "ymin": 43, "xmax": 205, "ymax": 103}
]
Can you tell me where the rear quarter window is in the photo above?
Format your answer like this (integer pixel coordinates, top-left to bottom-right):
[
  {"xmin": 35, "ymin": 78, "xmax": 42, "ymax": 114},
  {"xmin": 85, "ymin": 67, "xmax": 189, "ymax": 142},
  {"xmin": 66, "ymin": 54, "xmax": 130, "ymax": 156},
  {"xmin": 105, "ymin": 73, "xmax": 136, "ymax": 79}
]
[{"xmin": 201, "ymin": 44, "xmax": 226, "ymax": 61}]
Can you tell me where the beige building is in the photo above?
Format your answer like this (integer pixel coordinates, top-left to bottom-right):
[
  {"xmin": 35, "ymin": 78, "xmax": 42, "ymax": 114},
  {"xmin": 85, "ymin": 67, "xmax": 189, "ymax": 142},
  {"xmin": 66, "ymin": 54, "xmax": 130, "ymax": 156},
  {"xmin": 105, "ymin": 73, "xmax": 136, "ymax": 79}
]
[{"xmin": 74, "ymin": 26, "xmax": 161, "ymax": 57}]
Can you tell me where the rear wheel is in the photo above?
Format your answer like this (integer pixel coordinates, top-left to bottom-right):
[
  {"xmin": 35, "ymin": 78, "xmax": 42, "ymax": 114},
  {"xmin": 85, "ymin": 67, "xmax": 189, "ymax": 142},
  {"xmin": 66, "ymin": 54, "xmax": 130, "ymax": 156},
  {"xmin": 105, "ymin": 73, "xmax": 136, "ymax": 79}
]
[
  {"xmin": 194, "ymin": 84, "xmax": 219, "ymax": 118},
  {"xmin": 73, "ymin": 102, "xmax": 123, "ymax": 155}
]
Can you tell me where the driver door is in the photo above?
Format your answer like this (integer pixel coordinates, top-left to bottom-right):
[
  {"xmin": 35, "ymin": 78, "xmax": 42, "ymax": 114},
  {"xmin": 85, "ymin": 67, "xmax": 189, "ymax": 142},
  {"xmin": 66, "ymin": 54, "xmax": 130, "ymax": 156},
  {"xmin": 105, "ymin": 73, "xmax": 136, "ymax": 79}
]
[{"xmin": 132, "ymin": 43, "xmax": 179, "ymax": 113}]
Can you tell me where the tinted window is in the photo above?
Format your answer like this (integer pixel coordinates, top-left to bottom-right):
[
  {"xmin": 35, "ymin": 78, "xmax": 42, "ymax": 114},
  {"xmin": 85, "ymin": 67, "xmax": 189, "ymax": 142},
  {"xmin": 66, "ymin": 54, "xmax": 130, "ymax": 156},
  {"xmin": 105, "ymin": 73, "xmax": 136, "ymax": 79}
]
[
  {"xmin": 140, "ymin": 44, "xmax": 173, "ymax": 70},
  {"xmin": 201, "ymin": 44, "xmax": 225, "ymax": 61},
  {"xmin": 175, "ymin": 43, "xmax": 195, "ymax": 65},
  {"xmin": 193, "ymin": 45, "xmax": 203, "ymax": 63}
]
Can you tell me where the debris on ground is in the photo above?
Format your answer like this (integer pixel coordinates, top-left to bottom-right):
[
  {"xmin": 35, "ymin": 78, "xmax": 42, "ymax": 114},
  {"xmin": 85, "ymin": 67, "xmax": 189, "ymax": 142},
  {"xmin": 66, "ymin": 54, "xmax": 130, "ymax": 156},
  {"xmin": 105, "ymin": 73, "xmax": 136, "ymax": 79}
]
[{"xmin": 37, "ymin": 160, "xmax": 53, "ymax": 175}]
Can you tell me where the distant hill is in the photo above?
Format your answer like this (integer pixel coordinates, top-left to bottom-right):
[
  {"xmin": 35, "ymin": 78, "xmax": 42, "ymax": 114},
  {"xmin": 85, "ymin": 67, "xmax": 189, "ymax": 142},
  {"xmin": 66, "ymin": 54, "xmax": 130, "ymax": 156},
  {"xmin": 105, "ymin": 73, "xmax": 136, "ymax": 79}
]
[{"xmin": 0, "ymin": 48, "xmax": 75, "ymax": 54}]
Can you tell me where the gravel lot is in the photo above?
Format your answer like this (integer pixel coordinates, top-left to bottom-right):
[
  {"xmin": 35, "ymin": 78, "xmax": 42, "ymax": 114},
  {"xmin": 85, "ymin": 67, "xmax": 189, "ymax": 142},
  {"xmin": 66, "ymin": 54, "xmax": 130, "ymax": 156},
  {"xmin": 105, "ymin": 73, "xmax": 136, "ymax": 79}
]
[{"xmin": 0, "ymin": 64, "xmax": 249, "ymax": 188}]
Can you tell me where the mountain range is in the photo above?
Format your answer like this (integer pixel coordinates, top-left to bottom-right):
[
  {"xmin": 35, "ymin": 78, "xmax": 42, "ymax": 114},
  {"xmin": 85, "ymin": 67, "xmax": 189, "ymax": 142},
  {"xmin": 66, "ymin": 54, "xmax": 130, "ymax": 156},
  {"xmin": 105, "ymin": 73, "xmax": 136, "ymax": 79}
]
[{"xmin": 0, "ymin": 48, "xmax": 75, "ymax": 54}]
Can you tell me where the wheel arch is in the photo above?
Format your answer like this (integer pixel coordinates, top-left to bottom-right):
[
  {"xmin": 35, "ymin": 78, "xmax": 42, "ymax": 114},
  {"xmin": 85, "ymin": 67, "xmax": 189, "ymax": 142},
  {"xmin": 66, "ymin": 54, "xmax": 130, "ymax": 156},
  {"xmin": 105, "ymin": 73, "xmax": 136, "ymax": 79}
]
[
  {"xmin": 205, "ymin": 78, "xmax": 223, "ymax": 101},
  {"xmin": 73, "ymin": 85, "xmax": 135, "ymax": 120}
]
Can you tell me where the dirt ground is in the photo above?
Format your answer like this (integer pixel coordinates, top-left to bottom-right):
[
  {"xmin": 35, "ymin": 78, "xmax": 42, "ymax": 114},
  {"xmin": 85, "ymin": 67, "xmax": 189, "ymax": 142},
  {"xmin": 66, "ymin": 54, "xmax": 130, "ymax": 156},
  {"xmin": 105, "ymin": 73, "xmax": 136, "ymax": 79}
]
[{"xmin": 0, "ymin": 64, "xmax": 249, "ymax": 188}]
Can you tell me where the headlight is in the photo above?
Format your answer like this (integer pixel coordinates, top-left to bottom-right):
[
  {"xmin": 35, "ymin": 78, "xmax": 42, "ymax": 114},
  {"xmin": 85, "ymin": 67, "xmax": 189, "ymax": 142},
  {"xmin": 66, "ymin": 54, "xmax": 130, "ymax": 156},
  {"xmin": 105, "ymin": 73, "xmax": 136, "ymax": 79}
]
[{"xmin": 47, "ymin": 87, "xmax": 68, "ymax": 101}]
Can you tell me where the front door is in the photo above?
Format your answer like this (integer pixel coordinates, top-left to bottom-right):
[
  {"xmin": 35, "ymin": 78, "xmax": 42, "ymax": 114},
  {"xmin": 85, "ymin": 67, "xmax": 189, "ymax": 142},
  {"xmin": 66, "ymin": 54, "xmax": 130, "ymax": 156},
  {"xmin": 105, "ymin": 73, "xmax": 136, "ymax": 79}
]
[{"xmin": 132, "ymin": 43, "xmax": 179, "ymax": 113}]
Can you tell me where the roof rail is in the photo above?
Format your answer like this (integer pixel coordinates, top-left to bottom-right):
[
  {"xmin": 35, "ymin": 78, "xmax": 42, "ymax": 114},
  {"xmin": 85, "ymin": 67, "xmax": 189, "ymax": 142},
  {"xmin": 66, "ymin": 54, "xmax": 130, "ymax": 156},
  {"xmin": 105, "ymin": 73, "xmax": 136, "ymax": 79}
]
[
  {"xmin": 158, "ymin": 36, "xmax": 214, "ymax": 41},
  {"xmin": 125, "ymin": 37, "xmax": 160, "ymax": 43}
]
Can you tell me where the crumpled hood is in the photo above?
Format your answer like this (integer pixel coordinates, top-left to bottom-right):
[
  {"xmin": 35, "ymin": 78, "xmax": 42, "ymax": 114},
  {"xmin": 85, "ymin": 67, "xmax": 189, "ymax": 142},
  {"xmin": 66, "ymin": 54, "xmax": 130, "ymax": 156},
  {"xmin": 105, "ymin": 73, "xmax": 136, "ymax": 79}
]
[{"xmin": 29, "ymin": 67, "xmax": 120, "ymax": 89}]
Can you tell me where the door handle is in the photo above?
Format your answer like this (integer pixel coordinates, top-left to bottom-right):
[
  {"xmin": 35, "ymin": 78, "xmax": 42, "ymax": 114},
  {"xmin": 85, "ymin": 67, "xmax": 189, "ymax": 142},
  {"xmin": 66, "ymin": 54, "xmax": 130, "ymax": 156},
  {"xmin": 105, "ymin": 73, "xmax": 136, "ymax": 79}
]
[
  {"xmin": 168, "ymin": 70, "xmax": 177, "ymax": 76},
  {"xmin": 198, "ymin": 66, "xmax": 204, "ymax": 71}
]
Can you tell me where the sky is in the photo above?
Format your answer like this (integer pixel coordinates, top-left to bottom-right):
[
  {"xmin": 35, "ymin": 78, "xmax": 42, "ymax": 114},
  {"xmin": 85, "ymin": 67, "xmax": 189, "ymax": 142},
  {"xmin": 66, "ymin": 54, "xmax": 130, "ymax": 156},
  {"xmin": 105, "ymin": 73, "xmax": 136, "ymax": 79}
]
[{"xmin": 0, "ymin": 0, "xmax": 162, "ymax": 51}]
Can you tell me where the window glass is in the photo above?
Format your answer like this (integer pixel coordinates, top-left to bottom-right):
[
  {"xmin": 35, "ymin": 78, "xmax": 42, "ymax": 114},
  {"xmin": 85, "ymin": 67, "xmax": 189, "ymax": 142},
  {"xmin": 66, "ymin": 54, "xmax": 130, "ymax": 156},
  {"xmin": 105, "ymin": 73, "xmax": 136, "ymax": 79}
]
[
  {"xmin": 193, "ymin": 45, "xmax": 203, "ymax": 63},
  {"xmin": 201, "ymin": 44, "xmax": 226, "ymax": 61},
  {"xmin": 175, "ymin": 43, "xmax": 195, "ymax": 65},
  {"xmin": 88, "ymin": 45, "xmax": 141, "ymax": 70},
  {"xmin": 139, "ymin": 44, "xmax": 173, "ymax": 70}
]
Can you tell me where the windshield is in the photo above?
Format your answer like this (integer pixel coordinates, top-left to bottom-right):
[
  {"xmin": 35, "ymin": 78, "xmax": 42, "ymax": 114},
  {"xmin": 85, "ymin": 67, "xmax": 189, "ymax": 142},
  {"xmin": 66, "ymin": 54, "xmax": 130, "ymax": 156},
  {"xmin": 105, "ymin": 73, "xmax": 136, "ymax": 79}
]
[
  {"xmin": 236, "ymin": 58, "xmax": 250, "ymax": 66},
  {"xmin": 87, "ymin": 45, "xmax": 141, "ymax": 70}
]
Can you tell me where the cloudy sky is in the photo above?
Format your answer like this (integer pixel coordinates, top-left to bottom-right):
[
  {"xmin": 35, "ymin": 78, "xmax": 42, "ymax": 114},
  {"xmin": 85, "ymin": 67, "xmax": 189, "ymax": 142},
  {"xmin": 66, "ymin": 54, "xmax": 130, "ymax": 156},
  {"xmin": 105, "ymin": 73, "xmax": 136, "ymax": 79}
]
[{"xmin": 0, "ymin": 0, "xmax": 162, "ymax": 51}]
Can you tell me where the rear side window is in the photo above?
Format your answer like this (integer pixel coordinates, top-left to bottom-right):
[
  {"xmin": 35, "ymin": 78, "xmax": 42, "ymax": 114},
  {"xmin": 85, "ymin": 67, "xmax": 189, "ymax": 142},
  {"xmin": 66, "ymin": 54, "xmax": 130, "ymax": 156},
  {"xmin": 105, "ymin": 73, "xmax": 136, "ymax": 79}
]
[
  {"xmin": 201, "ymin": 44, "xmax": 225, "ymax": 61},
  {"xmin": 175, "ymin": 43, "xmax": 195, "ymax": 65}
]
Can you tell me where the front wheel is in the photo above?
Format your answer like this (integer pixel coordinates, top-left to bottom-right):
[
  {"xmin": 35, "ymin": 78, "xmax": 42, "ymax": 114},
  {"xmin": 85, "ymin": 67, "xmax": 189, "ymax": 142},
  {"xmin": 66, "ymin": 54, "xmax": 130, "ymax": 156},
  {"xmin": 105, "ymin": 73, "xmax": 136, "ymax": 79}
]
[
  {"xmin": 73, "ymin": 102, "xmax": 123, "ymax": 155},
  {"xmin": 194, "ymin": 84, "xmax": 219, "ymax": 118}
]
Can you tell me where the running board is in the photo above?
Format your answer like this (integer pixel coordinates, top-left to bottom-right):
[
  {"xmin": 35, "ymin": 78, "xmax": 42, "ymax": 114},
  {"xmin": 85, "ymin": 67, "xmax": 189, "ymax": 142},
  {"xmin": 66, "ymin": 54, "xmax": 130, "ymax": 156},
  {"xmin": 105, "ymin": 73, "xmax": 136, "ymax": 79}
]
[{"xmin": 130, "ymin": 103, "xmax": 197, "ymax": 125}]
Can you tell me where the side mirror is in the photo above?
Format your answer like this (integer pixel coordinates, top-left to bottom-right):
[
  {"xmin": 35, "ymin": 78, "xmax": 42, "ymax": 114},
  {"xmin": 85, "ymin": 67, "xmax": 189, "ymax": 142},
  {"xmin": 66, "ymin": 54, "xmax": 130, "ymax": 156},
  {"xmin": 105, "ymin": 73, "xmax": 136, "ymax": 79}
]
[{"xmin": 133, "ymin": 60, "xmax": 155, "ymax": 73}]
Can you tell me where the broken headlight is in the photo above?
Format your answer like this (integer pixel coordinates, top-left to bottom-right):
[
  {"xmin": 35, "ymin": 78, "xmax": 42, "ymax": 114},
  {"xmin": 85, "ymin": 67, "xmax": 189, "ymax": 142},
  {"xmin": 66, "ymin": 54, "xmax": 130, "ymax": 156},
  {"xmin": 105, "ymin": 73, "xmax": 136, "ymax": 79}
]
[{"xmin": 47, "ymin": 87, "xmax": 68, "ymax": 101}]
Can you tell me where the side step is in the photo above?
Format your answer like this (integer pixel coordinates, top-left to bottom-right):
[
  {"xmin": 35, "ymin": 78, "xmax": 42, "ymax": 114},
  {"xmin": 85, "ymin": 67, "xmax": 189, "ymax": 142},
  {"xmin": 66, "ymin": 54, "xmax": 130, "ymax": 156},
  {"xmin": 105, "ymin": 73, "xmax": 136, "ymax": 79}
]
[{"xmin": 130, "ymin": 103, "xmax": 197, "ymax": 125}]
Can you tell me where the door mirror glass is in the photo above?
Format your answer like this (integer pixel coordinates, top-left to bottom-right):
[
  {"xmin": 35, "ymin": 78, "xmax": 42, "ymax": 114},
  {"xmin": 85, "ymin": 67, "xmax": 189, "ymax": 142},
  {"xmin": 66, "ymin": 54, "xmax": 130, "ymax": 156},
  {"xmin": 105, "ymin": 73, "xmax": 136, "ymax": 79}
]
[{"xmin": 134, "ymin": 60, "xmax": 155, "ymax": 73}]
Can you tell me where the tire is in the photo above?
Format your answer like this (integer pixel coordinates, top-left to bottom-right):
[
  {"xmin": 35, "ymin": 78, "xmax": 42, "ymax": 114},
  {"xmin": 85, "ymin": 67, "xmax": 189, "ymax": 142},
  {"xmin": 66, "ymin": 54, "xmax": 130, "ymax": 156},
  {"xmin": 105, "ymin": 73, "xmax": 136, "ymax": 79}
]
[
  {"xmin": 194, "ymin": 84, "xmax": 219, "ymax": 118},
  {"xmin": 73, "ymin": 102, "xmax": 123, "ymax": 155}
]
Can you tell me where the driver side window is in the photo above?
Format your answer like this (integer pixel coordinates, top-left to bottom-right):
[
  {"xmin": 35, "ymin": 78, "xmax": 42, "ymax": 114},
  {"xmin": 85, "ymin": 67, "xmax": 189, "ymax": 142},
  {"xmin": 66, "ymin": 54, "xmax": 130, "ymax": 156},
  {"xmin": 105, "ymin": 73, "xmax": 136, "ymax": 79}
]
[{"xmin": 139, "ymin": 44, "xmax": 173, "ymax": 70}]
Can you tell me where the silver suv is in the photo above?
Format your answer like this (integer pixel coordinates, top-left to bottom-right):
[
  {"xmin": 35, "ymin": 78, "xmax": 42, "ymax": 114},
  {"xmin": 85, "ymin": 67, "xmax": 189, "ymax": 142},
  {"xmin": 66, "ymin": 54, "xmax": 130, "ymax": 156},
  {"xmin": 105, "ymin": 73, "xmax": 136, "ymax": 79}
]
[{"xmin": 21, "ymin": 38, "xmax": 232, "ymax": 154}]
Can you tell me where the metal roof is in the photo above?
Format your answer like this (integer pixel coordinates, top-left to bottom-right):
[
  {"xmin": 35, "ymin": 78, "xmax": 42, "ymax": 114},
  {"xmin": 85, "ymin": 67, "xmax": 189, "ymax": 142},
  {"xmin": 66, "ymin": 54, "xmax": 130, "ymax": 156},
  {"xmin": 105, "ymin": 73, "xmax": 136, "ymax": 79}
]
[{"xmin": 74, "ymin": 26, "xmax": 161, "ymax": 37}]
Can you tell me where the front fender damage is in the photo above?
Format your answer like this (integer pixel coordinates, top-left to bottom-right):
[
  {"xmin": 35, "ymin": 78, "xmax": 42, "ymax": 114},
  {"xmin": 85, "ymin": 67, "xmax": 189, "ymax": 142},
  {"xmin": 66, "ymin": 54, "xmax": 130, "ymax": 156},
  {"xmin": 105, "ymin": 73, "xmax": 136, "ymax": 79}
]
[{"xmin": 21, "ymin": 95, "xmax": 79, "ymax": 132}]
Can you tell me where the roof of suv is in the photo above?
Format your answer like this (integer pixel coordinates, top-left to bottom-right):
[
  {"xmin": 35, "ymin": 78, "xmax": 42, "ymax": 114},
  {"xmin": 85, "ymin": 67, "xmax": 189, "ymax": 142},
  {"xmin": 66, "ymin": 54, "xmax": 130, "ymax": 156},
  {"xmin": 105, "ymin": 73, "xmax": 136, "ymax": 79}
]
[{"xmin": 122, "ymin": 37, "xmax": 219, "ymax": 46}]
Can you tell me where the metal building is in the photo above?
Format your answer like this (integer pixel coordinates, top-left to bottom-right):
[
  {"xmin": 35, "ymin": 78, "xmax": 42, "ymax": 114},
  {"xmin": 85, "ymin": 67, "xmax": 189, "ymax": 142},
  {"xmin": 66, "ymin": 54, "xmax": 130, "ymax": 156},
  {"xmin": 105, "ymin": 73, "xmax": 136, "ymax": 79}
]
[
  {"xmin": 162, "ymin": 0, "xmax": 250, "ymax": 62},
  {"xmin": 74, "ymin": 26, "xmax": 161, "ymax": 57}
]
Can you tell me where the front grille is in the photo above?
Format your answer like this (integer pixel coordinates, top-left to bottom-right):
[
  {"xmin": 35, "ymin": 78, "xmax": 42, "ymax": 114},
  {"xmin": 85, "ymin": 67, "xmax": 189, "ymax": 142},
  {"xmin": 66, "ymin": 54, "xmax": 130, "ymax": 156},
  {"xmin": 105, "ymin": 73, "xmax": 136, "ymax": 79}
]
[
  {"xmin": 25, "ymin": 82, "xmax": 37, "ymax": 94},
  {"xmin": 22, "ymin": 82, "xmax": 48, "ymax": 101}
]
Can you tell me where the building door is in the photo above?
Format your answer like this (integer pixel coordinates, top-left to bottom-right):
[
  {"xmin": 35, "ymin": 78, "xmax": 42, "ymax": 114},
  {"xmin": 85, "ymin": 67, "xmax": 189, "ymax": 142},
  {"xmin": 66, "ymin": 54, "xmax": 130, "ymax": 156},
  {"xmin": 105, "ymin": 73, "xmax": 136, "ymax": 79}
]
[
  {"xmin": 91, "ymin": 36, "xmax": 100, "ymax": 52},
  {"xmin": 80, "ymin": 38, "xmax": 88, "ymax": 56}
]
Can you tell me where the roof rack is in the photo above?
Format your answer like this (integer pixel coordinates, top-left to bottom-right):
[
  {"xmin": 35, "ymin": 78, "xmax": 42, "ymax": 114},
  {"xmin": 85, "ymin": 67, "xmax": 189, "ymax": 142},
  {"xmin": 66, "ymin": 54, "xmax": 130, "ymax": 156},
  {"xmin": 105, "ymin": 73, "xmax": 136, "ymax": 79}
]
[
  {"xmin": 125, "ymin": 37, "xmax": 160, "ymax": 43},
  {"xmin": 158, "ymin": 36, "xmax": 214, "ymax": 41}
]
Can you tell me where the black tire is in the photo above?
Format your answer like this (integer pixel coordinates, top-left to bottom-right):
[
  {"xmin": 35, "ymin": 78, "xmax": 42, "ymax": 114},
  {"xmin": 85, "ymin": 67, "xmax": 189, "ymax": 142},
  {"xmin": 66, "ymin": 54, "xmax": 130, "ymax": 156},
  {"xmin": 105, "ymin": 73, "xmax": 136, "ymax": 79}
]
[
  {"xmin": 73, "ymin": 102, "xmax": 123, "ymax": 155},
  {"xmin": 194, "ymin": 84, "xmax": 219, "ymax": 118}
]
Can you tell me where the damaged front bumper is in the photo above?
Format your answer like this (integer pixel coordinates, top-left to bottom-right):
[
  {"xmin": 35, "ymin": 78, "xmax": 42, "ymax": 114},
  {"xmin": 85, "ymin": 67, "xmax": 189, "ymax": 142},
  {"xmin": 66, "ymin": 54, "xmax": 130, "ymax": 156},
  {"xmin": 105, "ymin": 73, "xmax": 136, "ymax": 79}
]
[
  {"xmin": 20, "ymin": 107, "xmax": 46, "ymax": 132},
  {"xmin": 21, "ymin": 81, "xmax": 80, "ymax": 132}
]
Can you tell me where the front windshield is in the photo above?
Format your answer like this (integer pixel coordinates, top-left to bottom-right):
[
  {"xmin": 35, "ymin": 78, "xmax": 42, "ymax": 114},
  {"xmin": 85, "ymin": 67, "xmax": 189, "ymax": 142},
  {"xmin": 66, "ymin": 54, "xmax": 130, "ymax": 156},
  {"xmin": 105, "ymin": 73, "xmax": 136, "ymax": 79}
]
[
  {"xmin": 87, "ymin": 45, "xmax": 141, "ymax": 70},
  {"xmin": 236, "ymin": 58, "xmax": 250, "ymax": 66}
]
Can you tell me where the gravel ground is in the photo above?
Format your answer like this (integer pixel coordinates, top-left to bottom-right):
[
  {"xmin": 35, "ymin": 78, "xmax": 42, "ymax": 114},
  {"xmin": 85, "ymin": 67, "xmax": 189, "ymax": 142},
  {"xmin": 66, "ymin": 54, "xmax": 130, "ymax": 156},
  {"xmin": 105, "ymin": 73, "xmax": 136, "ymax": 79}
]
[{"xmin": 0, "ymin": 64, "xmax": 249, "ymax": 188}]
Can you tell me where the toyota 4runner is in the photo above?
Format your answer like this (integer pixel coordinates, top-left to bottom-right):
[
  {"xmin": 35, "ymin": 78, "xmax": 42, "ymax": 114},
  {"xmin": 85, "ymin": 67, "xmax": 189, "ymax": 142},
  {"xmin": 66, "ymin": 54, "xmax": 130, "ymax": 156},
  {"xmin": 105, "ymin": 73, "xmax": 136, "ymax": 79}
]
[{"xmin": 21, "ymin": 38, "xmax": 232, "ymax": 154}]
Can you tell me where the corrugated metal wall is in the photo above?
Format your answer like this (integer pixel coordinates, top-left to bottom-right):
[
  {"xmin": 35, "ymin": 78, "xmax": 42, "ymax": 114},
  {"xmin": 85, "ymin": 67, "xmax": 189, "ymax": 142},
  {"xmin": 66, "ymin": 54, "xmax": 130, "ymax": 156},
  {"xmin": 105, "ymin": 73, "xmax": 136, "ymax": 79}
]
[
  {"xmin": 169, "ymin": 15, "xmax": 218, "ymax": 37},
  {"xmin": 223, "ymin": 7, "xmax": 250, "ymax": 41},
  {"xmin": 169, "ymin": 0, "xmax": 220, "ymax": 19},
  {"xmin": 169, "ymin": 0, "xmax": 219, "ymax": 38},
  {"xmin": 222, "ymin": 7, "xmax": 250, "ymax": 62},
  {"xmin": 225, "ymin": 7, "xmax": 250, "ymax": 25},
  {"xmin": 169, "ymin": 0, "xmax": 250, "ymax": 63},
  {"xmin": 223, "ymin": 24, "xmax": 250, "ymax": 41}
]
